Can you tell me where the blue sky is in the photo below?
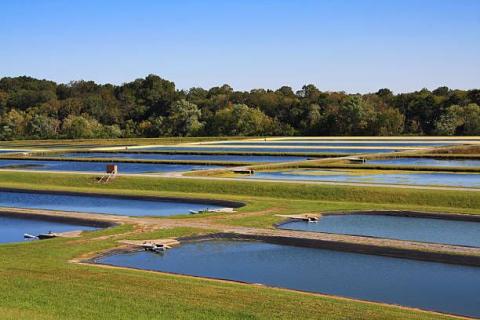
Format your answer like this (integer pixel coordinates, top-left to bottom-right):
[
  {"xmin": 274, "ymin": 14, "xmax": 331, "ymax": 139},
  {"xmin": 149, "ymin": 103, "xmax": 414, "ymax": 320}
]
[{"xmin": 0, "ymin": 0, "xmax": 479, "ymax": 93}]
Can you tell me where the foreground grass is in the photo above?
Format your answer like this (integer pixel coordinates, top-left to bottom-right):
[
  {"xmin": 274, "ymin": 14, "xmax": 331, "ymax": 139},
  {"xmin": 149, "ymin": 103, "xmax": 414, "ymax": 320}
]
[{"xmin": 0, "ymin": 225, "xmax": 461, "ymax": 320}]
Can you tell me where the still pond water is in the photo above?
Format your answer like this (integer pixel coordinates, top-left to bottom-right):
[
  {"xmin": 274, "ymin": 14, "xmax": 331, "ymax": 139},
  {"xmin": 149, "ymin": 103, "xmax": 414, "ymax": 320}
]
[
  {"xmin": 0, "ymin": 215, "xmax": 97, "ymax": 243},
  {"xmin": 368, "ymin": 157, "xmax": 480, "ymax": 167},
  {"xmin": 216, "ymin": 141, "xmax": 448, "ymax": 147},
  {"xmin": 97, "ymin": 240, "xmax": 480, "ymax": 318},
  {"xmin": 0, "ymin": 191, "xmax": 225, "ymax": 217},
  {"xmin": 133, "ymin": 147, "xmax": 400, "ymax": 154},
  {"xmin": 250, "ymin": 170, "xmax": 480, "ymax": 188},
  {"xmin": 0, "ymin": 159, "xmax": 221, "ymax": 174},
  {"xmin": 62, "ymin": 152, "xmax": 309, "ymax": 163},
  {"xmin": 280, "ymin": 214, "xmax": 480, "ymax": 247}
]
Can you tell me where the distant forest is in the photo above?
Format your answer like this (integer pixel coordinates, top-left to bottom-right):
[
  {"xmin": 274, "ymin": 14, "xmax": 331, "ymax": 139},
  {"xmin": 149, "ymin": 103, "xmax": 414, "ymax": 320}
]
[{"xmin": 0, "ymin": 75, "xmax": 479, "ymax": 140}]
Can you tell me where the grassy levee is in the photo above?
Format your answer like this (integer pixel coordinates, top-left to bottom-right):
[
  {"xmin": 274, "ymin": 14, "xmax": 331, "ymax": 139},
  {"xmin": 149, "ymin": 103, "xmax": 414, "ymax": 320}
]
[
  {"xmin": 0, "ymin": 227, "xmax": 459, "ymax": 320},
  {"xmin": 0, "ymin": 171, "xmax": 479, "ymax": 212}
]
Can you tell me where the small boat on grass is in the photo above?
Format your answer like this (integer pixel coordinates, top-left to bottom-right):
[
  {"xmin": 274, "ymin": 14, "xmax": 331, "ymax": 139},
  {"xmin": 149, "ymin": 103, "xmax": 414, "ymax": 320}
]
[
  {"xmin": 307, "ymin": 217, "xmax": 319, "ymax": 223},
  {"xmin": 38, "ymin": 232, "xmax": 58, "ymax": 239},
  {"xmin": 190, "ymin": 207, "xmax": 235, "ymax": 215},
  {"xmin": 23, "ymin": 231, "xmax": 57, "ymax": 240},
  {"xmin": 141, "ymin": 242, "xmax": 172, "ymax": 253},
  {"xmin": 189, "ymin": 209, "xmax": 209, "ymax": 215}
]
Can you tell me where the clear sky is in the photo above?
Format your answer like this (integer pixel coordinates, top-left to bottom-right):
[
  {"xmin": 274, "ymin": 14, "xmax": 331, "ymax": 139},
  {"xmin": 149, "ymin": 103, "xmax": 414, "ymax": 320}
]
[{"xmin": 0, "ymin": 0, "xmax": 479, "ymax": 93}]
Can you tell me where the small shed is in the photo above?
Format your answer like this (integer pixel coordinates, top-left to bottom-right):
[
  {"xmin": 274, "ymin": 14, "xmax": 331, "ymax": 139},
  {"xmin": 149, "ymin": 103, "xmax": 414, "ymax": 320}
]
[{"xmin": 106, "ymin": 164, "xmax": 118, "ymax": 174}]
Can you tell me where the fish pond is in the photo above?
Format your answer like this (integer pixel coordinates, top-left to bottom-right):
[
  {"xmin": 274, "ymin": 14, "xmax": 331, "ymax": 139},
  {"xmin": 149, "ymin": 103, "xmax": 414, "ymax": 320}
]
[
  {"xmin": 0, "ymin": 215, "xmax": 97, "ymax": 244},
  {"xmin": 0, "ymin": 190, "xmax": 228, "ymax": 217},
  {"xmin": 133, "ymin": 146, "xmax": 401, "ymax": 154},
  {"xmin": 279, "ymin": 214, "xmax": 480, "ymax": 247},
  {"xmin": 214, "ymin": 141, "xmax": 449, "ymax": 147},
  {"xmin": 0, "ymin": 159, "xmax": 222, "ymax": 174},
  {"xmin": 96, "ymin": 240, "xmax": 480, "ymax": 318},
  {"xmin": 279, "ymin": 137, "xmax": 480, "ymax": 143},
  {"xmin": 249, "ymin": 170, "xmax": 480, "ymax": 188},
  {"xmin": 61, "ymin": 152, "xmax": 309, "ymax": 163},
  {"xmin": 367, "ymin": 157, "xmax": 480, "ymax": 167}
]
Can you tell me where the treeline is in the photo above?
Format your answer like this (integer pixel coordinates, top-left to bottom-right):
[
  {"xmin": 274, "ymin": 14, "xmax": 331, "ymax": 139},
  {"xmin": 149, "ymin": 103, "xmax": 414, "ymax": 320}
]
[{"xmin": 0, "ymin": 75, "xmax": 479, "ymax": 140}]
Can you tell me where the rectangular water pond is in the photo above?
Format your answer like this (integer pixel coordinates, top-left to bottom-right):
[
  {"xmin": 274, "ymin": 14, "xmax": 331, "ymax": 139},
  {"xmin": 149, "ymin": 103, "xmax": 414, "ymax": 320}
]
[
  {"xmin": 0, "ymin": 159, "xmax": 222, "ymax": 174},
  {"xmin": 96, "ymin": 240, "xmax": 480, "ymax": 318},
  {"xmin": 367, "ymin": 157, "xmax": 480, "ymax": 167},
  {"xmin": 279, "ymin": 137, "xmax": 480, "ymax": 143},
  {"xmin": 215, "ymin": 141, "xmax": 449, "ymax": 147},
  {"xmin": 249, "ymin": 170, "xmax": 480, "ymax": 188},
  {"xmin": 133, "ymin": 146, "xmax": 402, "ymax": 154},
  {"xmin": 0, "ymin": 215, "xmax": 98, "ymax": 244},
  {"xmin": 0, "ymin": 190, "xmax": 227, "ymax": 217},
  {"xmin": 280, "ymin": 214, "xmax": 480, "ymax": 247},
  {"xmin": 61, "ymin": 152, "xmax": 309, "ymax": 163}
]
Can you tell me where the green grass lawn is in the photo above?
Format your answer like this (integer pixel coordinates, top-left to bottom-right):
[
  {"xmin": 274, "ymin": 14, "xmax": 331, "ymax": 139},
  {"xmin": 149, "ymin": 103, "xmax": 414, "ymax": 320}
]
[{"xmin": 0, "ymin": 170, "xmax": 477, "ymax": 319}]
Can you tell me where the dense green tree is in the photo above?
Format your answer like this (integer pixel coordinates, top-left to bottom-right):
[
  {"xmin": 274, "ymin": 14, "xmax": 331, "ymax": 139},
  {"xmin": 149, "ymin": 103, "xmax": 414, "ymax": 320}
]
[
  {"xmin": 434, "ymin": 104, "xmax": 480, "ymax": 135},
  {"xmin": 435, "ymin": 110, "xmax": 461, "ymax": 135},
  {"xmin": 61, "ymin": 115, "xmax": 102, "ymax": 139},
  {"xmin": 207, "ymin": 104, "xmax": 292, "ymax": 136},
  {"xmin": 372, "ymin": 107, "xmax": 405, "ymax": 136},
  {"xmin": 0, "ymin": 75, "xmax": 478, "ymax": 140},
  {"xmin": 26, "ymin": 114, "xmax": 60, "ymax": 139},
  {"xmin": 0, "ymin": 109, "xmax": 26, "ymax": 139},
  {"xmin": 166, "ymin": 99, "xmax": 202, "ymax": 136},
  {"xmin": 331, "ymin": 96, "xmax": 375, "ymax": 135}
]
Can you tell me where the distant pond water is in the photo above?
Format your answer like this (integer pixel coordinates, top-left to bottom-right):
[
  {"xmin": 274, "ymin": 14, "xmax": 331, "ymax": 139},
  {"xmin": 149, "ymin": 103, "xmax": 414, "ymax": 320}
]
[
  {"xmin": 0, "ymin": 159, "xmax": 222, "ymax": 174},
  {"xmin": 249, "ymin": 170, "xmax": 480, "ymax": 188},
  {"xmin": 367, "ymin": 157, "xmax": 480, "ymax": 167},
  {"xmin": 279, "ymin": 214, "xmax": 480, "ymax": 247},
  {"xmin": 62, "ymin": 152, "xmax": 310, "ymax": 163},
  {"xmin": 133, "ymin": 146, "xmax": 400, "ymax": 154}
]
